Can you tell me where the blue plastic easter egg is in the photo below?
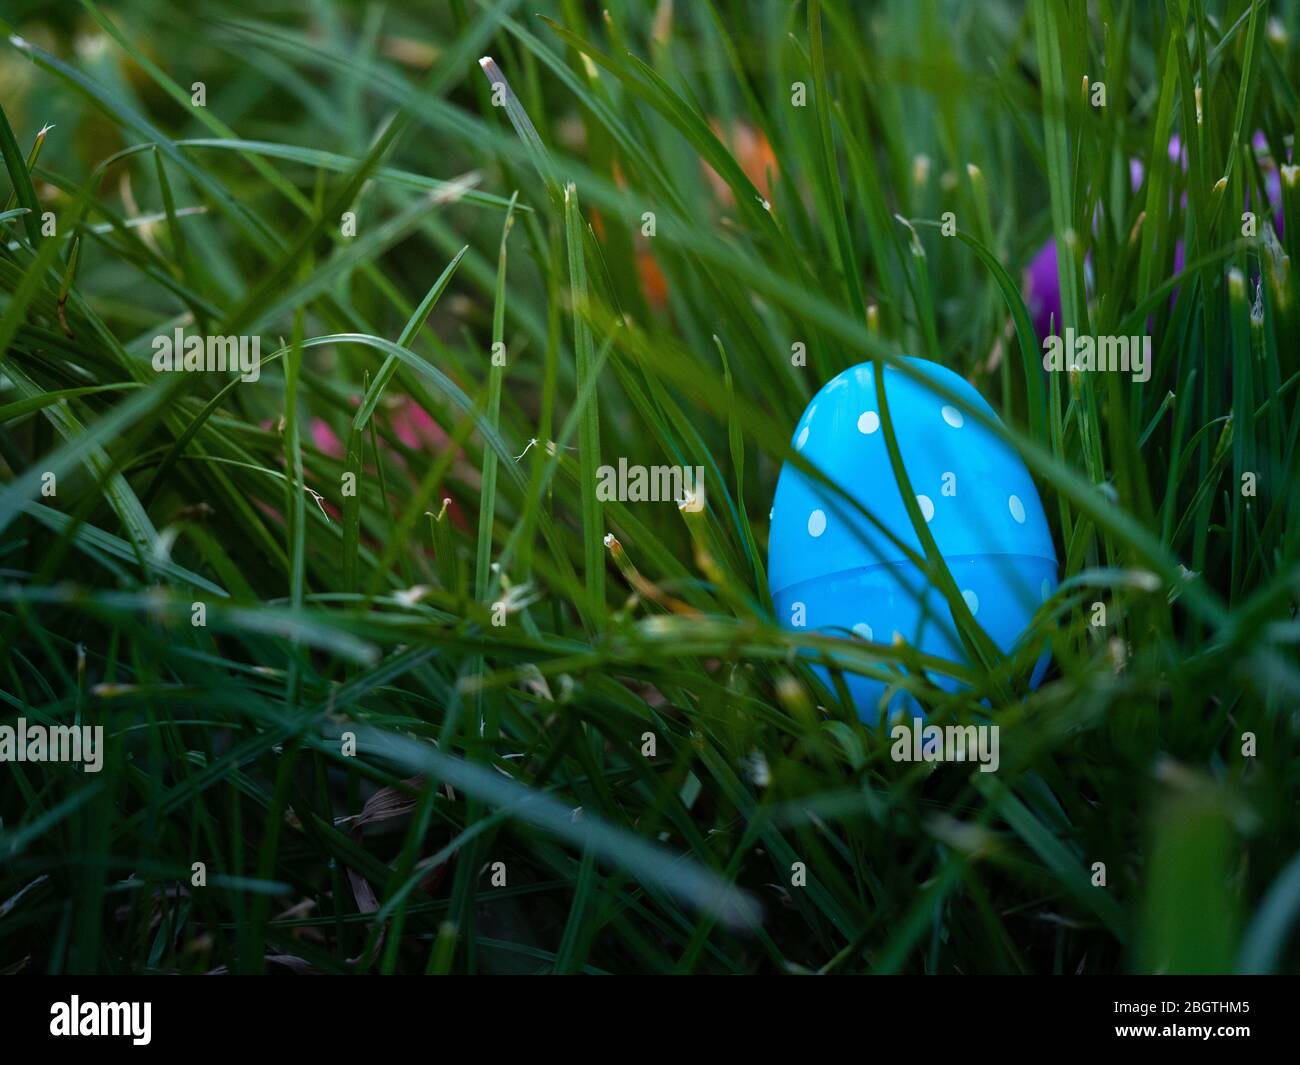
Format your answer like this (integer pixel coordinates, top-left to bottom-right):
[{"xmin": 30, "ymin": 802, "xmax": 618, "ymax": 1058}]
[{"xmin": 768, "ymin": 357, "xmax": 1057, "ymax": 722}]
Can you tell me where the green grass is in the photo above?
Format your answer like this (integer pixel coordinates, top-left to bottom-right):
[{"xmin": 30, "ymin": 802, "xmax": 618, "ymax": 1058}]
[{"xmin": 0, "ymin": 0, "xmax": 1298, "ymax": 975}]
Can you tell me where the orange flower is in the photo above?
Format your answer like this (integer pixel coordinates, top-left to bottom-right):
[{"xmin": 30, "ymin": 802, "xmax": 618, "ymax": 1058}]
[
  {"xmin": 705, "ymin": 119, "xmax": 777, "ymax": 206},
  {"xmin": 606, "ymin": 160, "xmax": 668, "ymax": 310},
  {"xmin": 637, "ymin": 247, "xmax": 669, "ymax": 310}
]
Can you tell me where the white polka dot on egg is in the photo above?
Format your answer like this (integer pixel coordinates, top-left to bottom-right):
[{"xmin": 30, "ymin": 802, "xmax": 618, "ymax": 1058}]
[
  {"xmin": 857, "ymin": 411, "xmax": 880, "ymax": 435},
  {"xmin": 852, "ymin": 622, "xmax": 873, "ymax": 641},
  {"xmin": 808, "ymin": 509, "xmax": 827, "ymax": 537},
  {"xmin": 941, "ymin": 405, "xmax": 964, "ymax": 428},
  {"xmin": 917, "ymin": 494, "xmax": 935, "ymax": 522},
  {"xmin": 962, "ymin": 589, "xmax": 979, "ymax": 615},
  {"xmin": 1009, "ymin": 494, "xmax": 1026, "ymax": 524}
]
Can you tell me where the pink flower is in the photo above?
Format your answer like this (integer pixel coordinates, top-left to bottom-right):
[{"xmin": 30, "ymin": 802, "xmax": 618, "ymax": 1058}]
[
  {"xmin": 390, "ymin": 398, "xmax": 449, "ymax": 450},
  {"xmin": 257, "ymin": 396, "xmax": 469, "ymax": 532},
  {"xmin": 311, "ymin": 418, "xmax": 345, "ymax": 459}
]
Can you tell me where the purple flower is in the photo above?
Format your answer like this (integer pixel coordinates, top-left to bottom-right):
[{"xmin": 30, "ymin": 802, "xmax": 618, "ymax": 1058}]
[
  {"xmin": 1024, "ymin": 239, "xmax": 1064, "ymax": 339},
  {"xmin": 1022, "ymin": 132, "xmax": 1286, "ymax": 336},
  {"xmin": 1252, "ymin": 131, "xmax": 1286, "ymax": 237}
]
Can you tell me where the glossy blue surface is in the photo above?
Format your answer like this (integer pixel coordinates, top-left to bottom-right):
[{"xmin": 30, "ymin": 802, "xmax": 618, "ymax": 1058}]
[{"xmin": 768, "ymin": 357, "xmax": 1058, "ymax": 722}]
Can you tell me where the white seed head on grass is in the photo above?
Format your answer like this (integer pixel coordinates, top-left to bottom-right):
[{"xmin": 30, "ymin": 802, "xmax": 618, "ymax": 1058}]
[
  {"xmin": 1228, "ymin": 267, "xmax": 1246, "ymax": 299},
  {"xmin": 1131, "ymin": 571, "xmax": 1162, "ymax": 593},
  {"xmin": 677, "ymin": 485, "xmax": 705, "ymax": 512},
  {"xmin": 428, "ymin": 171, "xmax": 481, "ymax": 206},
  {"xmin": 393, "ymin": 585, "xmax": 433, "ymax": 607},
  {"xmin": 894, "ymin": 213, "xmax": 925, "ymax": 258}
]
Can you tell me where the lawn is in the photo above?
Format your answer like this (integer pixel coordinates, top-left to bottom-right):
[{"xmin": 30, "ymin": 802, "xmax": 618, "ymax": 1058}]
[{"xmin": 0, "ymin": 0, "xmax": 1297, "ymax": 975}]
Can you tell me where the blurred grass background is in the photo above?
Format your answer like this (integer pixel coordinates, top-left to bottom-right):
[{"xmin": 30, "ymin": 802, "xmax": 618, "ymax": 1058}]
[{"xmin": 0, "ymin": 0, "xmax": 1298, "ymax": 974}]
